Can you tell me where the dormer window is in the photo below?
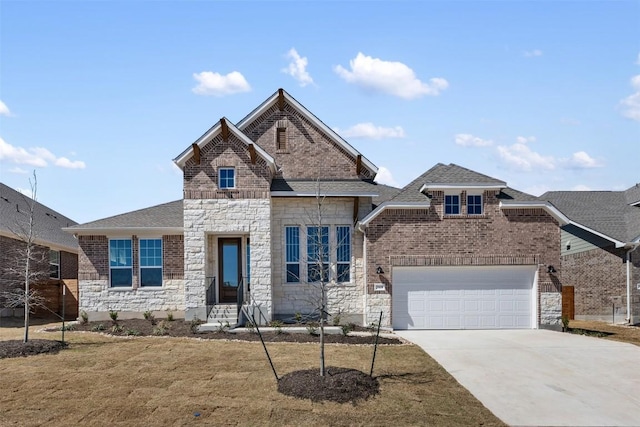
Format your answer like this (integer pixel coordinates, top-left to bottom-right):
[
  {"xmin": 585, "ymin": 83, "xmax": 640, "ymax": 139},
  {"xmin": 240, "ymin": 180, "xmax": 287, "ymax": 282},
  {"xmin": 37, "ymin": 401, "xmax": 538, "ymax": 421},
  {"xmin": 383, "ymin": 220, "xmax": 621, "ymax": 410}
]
[
  {"xmin": 467, "ymin": 194, "xmax": 483, "ymax": 215},
  {"xmin": 276, "ymin": 127, "xmax": 287, "ymax": 150},
  {"xmin": 445, "ymin": 195, "xmax": 460, "ymax": 215},
  {"xmin": 219, "ymin": 168, "xmax": 235, "ymax": 189}
]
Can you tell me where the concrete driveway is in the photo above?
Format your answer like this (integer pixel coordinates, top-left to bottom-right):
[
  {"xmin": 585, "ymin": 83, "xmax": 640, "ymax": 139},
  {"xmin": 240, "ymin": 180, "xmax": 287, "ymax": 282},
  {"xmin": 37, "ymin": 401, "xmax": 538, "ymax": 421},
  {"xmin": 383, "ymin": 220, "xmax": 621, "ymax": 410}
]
[{"xmin": 396, "ymin": 329, "xmax": 640, "ymax": 427}]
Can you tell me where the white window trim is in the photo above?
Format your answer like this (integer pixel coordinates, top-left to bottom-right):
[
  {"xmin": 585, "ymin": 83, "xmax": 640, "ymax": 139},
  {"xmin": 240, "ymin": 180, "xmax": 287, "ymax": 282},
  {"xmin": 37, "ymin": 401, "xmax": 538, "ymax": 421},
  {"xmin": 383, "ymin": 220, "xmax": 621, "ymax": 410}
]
[
  {"xmin": 283, "ymin": 225, "xmax": 353, "ymax": 285},
  {"xmin": 49, "ymin": 250, "xmax": 60, "ymax": 279},
  {"xmin": 466, "ymin": 193, "xmax": 483, "ymax": 215},
  {"xmin": 444, "ymin": 193, "xmax": 461, "ymax": 216},
  {"xmin": 336, "ymin": 225, "xmax": 352, "ymax": 284},
  {"xmin": 284, "ymin": 226, "xmax": 300, "ymax": 283},
  {"xmin": 139, "ymin": 237, "xmax": 163, "ymax": 288},
  {"xmin": 218, "ymin": 167, "xmax": 236, "ymax": 190},
  {"xmin": 109, "ymin": 238, "xmax": 133, "ymax": 288}
]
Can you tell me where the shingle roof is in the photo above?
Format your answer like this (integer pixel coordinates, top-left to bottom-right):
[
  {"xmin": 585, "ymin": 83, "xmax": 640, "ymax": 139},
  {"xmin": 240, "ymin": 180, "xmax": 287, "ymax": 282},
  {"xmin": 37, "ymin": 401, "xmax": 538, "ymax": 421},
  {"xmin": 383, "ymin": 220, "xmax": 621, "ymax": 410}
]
[
  {"xmin": 541, "ymin": 190, "xmax": 640, "ymax": 243},
  {"xmin": 0, "ymin": 183, "xmax": 78, "ymax": 252},
  {"xmin": 68, "ymin": 200, "xmax": 183, "ymax": 231},
  {"xmin": 390, "ymin": 163, "xmax": 508, "ymax": 203},
  {"xmin": 372, "ymin": 183, "xmax": 402, "ymax": 208},
  {"xmin": 270, "ymin": 179, "xmax": 382, "ymax": 196},
  {"xmin": 625, "ymin": 183, "xmax": 640, "ymax": 206}
]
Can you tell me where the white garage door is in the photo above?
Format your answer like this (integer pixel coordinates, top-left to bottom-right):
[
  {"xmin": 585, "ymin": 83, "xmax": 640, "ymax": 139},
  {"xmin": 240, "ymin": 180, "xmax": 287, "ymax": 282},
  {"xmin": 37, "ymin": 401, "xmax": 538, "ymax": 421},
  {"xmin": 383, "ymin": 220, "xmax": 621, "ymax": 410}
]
[{"xmin": 392, "ymin": 265, "xmax": 536, "ymax": 330}]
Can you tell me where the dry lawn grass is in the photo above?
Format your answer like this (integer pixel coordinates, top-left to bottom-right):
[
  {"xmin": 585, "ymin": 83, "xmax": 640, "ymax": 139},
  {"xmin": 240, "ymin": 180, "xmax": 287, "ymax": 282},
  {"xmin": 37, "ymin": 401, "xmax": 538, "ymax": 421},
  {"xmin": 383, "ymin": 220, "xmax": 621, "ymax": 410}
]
[
  {"xmin": 569, "ymin": 319, "xmax": 640, "ymax": 346},
  {"xmin": 0, "ymin": 323, "xmax": 504, "ymax": 426}
]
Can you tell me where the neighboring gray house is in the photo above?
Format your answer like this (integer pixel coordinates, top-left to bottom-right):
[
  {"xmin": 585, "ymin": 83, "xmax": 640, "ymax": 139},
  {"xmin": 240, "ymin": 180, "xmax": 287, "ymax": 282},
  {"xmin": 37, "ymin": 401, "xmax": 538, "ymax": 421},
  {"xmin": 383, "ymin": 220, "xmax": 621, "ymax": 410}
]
[
  {"xmin": 0, "ymin": 182, "xmax": 79, "ymax": 318},
  {"xmin": 67, "ymin": 89, "xmax": 567, "ymax": 329},
  {"xmin": 543, "ymin": 185, "xmax": 640, "ymax": 324}
]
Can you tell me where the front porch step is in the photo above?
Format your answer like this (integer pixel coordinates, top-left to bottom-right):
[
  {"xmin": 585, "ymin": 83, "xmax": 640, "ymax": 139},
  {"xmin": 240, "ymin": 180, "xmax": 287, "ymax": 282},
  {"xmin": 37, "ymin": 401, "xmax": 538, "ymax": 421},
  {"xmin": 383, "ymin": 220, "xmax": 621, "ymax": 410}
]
[
  {"xmin": 207, "ymin": 303, "xmax": 238, "ymax": 324},
  {"xmin": 199, "ymin": 321, "xmax": 238, "ymax": 332}
]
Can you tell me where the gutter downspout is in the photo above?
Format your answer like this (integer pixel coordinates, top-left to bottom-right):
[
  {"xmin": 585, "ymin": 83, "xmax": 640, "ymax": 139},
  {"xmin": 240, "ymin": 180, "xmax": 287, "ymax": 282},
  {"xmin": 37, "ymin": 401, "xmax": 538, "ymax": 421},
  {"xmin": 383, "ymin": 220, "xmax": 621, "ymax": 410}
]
[{"xmin": 626, "ymin": 244, "xmax": 640, "ymax": 324}]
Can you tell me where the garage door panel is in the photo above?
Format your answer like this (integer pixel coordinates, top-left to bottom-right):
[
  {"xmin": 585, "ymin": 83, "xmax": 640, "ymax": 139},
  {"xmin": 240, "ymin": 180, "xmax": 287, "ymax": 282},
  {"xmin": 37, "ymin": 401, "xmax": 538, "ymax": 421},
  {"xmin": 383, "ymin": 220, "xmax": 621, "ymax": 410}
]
[{"xmin": 392, "ymin": 265, "xmax": 535, "ymax": 330}]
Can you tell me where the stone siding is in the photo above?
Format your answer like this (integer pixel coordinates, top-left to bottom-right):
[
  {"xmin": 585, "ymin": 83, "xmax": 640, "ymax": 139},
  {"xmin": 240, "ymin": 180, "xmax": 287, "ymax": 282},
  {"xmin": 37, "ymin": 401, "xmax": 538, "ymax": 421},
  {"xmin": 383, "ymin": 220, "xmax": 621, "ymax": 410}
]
[
  {"xmin": 270, "ymin": 197, "xmax": 365, "ymax": 323},
  {"xmin": 364, "ymin": 191, "xmax": 562, "ymax": 327},
  {"xmin": 77, "ymin": 235, "xmax": 185, "ymax": 320},
  {"xmin": 183, "ymin": 198, "xmax": 271, "ymax": 321},
  {"xmin": 540, "ymin": 292, "xmax": 562, "ymax": 326}
]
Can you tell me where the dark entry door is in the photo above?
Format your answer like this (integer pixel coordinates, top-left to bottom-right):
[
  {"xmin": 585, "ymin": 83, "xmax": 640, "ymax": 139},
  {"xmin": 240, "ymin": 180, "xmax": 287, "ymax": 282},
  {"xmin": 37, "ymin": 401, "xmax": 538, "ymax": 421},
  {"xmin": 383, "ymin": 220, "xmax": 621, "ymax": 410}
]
[{"xmin": 219, "ymin": 238, "xmax": 241, "ymax": 303}]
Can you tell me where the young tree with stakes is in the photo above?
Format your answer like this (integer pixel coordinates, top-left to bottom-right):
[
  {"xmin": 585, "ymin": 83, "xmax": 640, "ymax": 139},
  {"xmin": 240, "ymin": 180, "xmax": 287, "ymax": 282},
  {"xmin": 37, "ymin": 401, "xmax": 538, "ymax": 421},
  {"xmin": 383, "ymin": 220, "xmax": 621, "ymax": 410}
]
[{"xmin": 0, "ymin": 172, "xmax": 50, "ymax": 342}]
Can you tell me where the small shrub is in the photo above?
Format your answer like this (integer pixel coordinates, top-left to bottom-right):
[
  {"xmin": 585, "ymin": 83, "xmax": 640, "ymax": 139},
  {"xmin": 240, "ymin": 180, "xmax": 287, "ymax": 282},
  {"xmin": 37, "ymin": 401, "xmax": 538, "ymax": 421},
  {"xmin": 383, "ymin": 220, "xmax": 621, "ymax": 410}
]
[
  {"xmin": 245, "ymin": 320, "xmax": 255, "ymax": 333},
  {"xmin": 561, "ymin": 314, "xmax": 570, "ymax": 331},
  {"xmin": 306, "ymin": 322, "xmax": 319, "ymax": 336},
  {"xmin": 190, "ymin": 317, "xmax": 203, "ymax": 334},
  {"xmin": 109, "ymin": 310, "xmax": 118, "ymax": 323},
  {"xmin": 340, "ymin": 323, "xmax": 353, "ymax": 336},
  {"xmin": 59, "ymin": 324, "xmax": 75, "ymax": 332},
  {"xmin": 294, "ymin": 312, "xmax": 302, "ymax": 323},
  {"xmin": 91, "ymin": 324, "xmax": 105, "ymax": 332},
  {"xmin": 269, "ymin": 320, "xmax": 284, "ymax": 335},
  {"xmin": 143, "ymin": 310, "xmax": 156, "ymax": 325},
  {"xmin": 111, "ymin": 324, "xmax": 124, "ymax": 334},
  {"xmin": 125, "ymin": 328, "xmax": 141, "ymax": 336},
  {"xmin": 79, "ymin": 310, "xmax": 89, "ymax": 324},
  {"xmin": 332, "ymin": 313, "xmax": 342, "ymax": 326},
  {"xmin": 216, "ymin": 321, "xmax": 230, "ymax": 333},
  {"xmin": 166, "ymin": 311, "xmax": 174, "ymax": 322},
  {"xmin": 153, "ymin": 320, "xmax": 170, "ymax": 336}
]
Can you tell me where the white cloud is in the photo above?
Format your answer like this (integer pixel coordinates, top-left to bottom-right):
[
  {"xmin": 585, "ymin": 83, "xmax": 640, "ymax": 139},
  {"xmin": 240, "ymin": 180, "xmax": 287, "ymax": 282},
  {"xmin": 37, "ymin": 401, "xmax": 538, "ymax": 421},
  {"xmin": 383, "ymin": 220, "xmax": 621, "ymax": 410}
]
[
  {"xmin": 192, "ymin": 71, "xmax": 251, "ymax": 96},
  {"xmin": 282, "ymin": 48, "xmax": 313, "ymax": 87},
  {"xmin": 55, "ymin": 157, "xmax": 86, "ymax": 169},
  {"xmin": 0, "ymin": 137, "xmax": 86, "ymax": 169},
  {"xmin": 523, "ymin": 49, "xmax": 543, "ymax": 58},
  {"xmin": 454, "ymin": 133, "xmax": 493, "ymax": 147},
  {"xmin": 0, "ymin": 100, "xmax": 11, "ymax": 117},
  {"xmin": 571, "ymin": 184, "xmax": 592, "ymax": 191},
  {"xmin": 374, "ymin": 166, "xmax": 399, "ymax": 187},
  {"xmin": 497, "ymin": 137, "xmax": 555, "ymax": 171},
  {"xmin": 563, "ymin": 151, "xmax": 602, "ymax": 169},
  {"xmin": 8, "ymin": 167, "xmax": 28, "ymax": 174},
  {"xmin": 336, "ymin": 122, "xmax": 405, "ymax": 139},
  {"xmin": 620, "ymin": 74, "xmax": 640, "ymax": 121},
  {"xmin": 636, "ymin": 52, "xmax": 640, "ymax": 65},
  {"xmin": 334, "ymin": 52, "xmax": 448, "ymax": 99},
  {"xmin": 515, "ymin": 136, "xmax": 536, "ymax": 144}
]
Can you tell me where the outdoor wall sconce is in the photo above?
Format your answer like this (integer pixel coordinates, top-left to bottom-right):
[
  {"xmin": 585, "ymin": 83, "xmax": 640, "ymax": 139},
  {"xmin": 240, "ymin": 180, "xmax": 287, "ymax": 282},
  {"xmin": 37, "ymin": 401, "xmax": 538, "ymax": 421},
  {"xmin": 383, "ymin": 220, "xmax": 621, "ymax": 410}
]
[
  {"xmin": 547, "ymin": 265, "xmax": 557, "ymax": 274},
  {"xmin": 376, "ymin": 266, "xmax": 384, "ymax": 274}
]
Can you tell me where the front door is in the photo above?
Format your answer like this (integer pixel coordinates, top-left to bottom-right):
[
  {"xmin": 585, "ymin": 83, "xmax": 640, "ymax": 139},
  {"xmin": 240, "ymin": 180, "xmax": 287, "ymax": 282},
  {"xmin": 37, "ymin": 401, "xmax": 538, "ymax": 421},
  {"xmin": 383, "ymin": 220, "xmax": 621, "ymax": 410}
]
[{"xmin": 218, "ymin": 238, "xmax": 241, "ymax": 303}]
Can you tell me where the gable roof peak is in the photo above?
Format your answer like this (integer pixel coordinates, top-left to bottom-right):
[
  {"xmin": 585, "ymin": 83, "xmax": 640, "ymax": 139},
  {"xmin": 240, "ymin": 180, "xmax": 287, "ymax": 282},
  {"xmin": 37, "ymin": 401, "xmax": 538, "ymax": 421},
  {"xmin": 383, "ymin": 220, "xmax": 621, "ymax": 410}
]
[
  {"xmin": 173, "ymin": 117, "xmax": 276, "ymax": 173},
  {"xmin": 235, "ymin": 88, "xmax": 378, "ymax": 177}
]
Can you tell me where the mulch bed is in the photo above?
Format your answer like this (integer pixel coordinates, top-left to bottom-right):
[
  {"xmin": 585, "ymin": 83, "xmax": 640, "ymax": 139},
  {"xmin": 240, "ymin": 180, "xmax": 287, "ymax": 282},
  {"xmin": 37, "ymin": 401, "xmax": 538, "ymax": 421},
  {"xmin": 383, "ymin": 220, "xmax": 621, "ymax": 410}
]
[
  {"xmin": 66, "ymin": 319, "xmax": 402, "ymax": 345},
  {"xmin": 278, "ymin": 366, "xmax": 380, "ymax": 403},
  {"xmin": 0, "ymin": 339, "xmax": 67, "ymax": 359}
]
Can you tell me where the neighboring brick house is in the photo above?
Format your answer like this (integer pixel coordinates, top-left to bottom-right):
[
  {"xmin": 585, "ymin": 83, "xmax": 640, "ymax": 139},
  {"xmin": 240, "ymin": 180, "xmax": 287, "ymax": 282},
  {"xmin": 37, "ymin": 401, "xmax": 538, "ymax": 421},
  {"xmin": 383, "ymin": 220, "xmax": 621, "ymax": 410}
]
[
  {"xmin": 543, "ymin": 187, "xmax": 640, "ymax": 324},
  {"xmin": 67, "ymin": 89, "xmax": 565, "ymax": 329},
  {"xmin": 0, "ymin": 183, "xmax": 79, "ymax": 319}
]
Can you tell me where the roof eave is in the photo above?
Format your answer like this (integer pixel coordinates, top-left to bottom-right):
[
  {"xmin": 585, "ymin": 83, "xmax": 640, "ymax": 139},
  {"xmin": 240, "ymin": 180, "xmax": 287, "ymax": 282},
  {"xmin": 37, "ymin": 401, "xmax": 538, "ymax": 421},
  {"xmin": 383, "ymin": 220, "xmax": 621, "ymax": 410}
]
[
  {"xmin": 0, "ymin": 229, "xmax": 78, "ymax": 254},
  {"xmin": 499, "ymin": 201, "xmax": 570, "ymax": 226},
  {"xmin": 357, "ymin": 201, "xmax": 431, "ymax": 232},
  {"xmin": 419, "ymin": 183, "xmax": 506, "ymax": 193},
  {"xmin": 172, "ymin": 118, "xmax": 276, "ymax": 174},
  {"xmin": 63, "ymin": 227, "xmax": 184, "ymax": 236},
  {"xmin": 271, "ymin": 192, "xmax": 379, "ymax": 198}
]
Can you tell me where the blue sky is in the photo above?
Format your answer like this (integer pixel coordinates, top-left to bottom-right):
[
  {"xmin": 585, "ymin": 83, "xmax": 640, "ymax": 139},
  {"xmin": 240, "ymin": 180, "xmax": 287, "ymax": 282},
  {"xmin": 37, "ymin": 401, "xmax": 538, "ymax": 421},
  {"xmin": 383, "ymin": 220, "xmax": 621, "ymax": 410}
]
[{"xmin": 1, "ymin": 1, "xmax": 638, "ymax": 224}]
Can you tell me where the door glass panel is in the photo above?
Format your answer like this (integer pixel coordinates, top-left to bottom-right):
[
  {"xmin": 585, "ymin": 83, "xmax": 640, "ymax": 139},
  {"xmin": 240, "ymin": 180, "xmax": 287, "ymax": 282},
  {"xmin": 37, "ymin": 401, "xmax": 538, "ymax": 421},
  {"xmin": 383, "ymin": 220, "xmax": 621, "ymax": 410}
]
[{"xmin": 222, "ymin": 241, "xmax": 239, "ymax": 288}]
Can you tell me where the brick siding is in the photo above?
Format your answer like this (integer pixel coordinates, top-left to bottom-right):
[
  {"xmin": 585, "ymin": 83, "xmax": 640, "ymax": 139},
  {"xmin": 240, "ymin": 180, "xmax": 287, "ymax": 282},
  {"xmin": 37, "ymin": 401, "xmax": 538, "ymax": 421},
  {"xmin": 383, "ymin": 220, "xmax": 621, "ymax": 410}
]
[
  {"xmin": 183, "ymin": 134, "xmax": 272, "ymax": 199},
  {"xmin": 562, "ymin": 246, "xmax": 640, "ymax": 322},
  {"xmin": 365, "ymin": 191, "xmax": 562, "ymax": 325},
  {"xmin": 242, "ymin": 103, "xmax": 372, "ymax": 180}
]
